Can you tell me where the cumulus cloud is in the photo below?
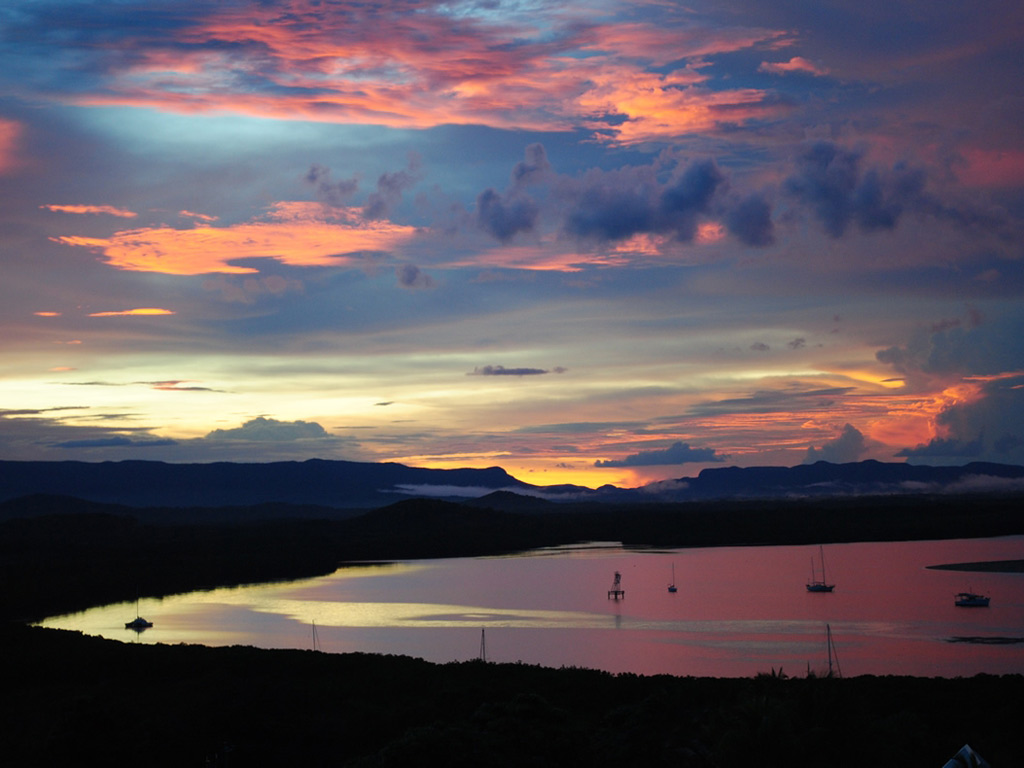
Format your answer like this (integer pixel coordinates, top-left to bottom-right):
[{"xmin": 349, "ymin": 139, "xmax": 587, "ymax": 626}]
[
  {"xmin": 562, "ymin": 159, "xmax": 724, "ymax": 245},
  {"xmin": 803, "ymin": 423, "xmax": 868, "ymax": 464},
  {"xmin": 595, "ymin": 441, "xmax": 723, "ymax": 467},
  {"xmin": 205, "ymin": 416, "xmax": 330, "ymax": 442}
]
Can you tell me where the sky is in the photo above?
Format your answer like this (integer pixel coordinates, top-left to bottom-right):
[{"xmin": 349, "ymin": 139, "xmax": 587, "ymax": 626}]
[{"xmin": 1, "ymin": 0, "xmax": 1022, "ymax": 489}]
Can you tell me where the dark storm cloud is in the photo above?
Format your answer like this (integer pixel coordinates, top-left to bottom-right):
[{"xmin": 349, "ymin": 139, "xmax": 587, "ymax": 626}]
[
  {"xmin": 658, "ymin": 160, "xmax": 723, "ymax": 241},
  {"xmin": 782, "ymin": 141, "xmax": 1001, "ymax": 239},
  {"xmin": 896, "ymin": 436, "xmax": 985, "ymax": 460},
  {"xmin": 475, "ymin": 188, "xmax": 540, "ymax": 242},
  {"xmin": 876, "ymin": 312, "xmax": 1024, "ymax": 380},
  {"xmin": 561, "ymin": 159, "xmax": 725, "ymax": 244},
  {"xmin": 724, "ymin": 193, "xmax": 775, "ymax": 247},
  {"xmin": 897, "ymin": 374, "xmax": 1024, "ymax": 464},
  {"xmin": 595, "ymin": 441, "xmax": 723, "ymax": 467},
  {"xmin": 469, "ymin": 365, "xmax": 566, "ymax": 376}
]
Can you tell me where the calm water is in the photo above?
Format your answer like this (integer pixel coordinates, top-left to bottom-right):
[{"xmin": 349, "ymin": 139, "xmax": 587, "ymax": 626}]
[{"xmin": 38, "ymin": 537, "xmax": 1024, "ymax": 678}]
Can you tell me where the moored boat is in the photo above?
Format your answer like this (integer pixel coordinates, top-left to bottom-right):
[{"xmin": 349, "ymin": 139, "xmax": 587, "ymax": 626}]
[
  {"xmin": 954, "ymin": 591, "xmax": 990, "ymax": 607},
  {"xmin": 806, "ymin": 545, "xmax": 835, "ymax": 592}
]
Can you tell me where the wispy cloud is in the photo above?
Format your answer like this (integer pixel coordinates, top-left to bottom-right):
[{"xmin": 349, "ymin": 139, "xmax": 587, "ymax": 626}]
[
  {"xmin": 86, "ymin": 308, "xmax": 175, "ymax": 317},
  {"xmin": 41, "ymin": 204, "xmax": 138, "ymax": 218},
  {"xmin": 470, "ymin": 365, "xmax": 567, "ymax": 377}
]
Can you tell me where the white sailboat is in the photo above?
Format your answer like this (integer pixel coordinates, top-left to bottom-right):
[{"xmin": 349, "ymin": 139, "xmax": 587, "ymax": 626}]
[{"xmin": 806, "ymin": 545, "xmax": 835, "ymax": 592}]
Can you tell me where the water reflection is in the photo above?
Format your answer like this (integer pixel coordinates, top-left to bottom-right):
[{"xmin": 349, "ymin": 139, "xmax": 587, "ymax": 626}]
[{"xmin": 37, "ymin": 537, "xmax": 1024, "ymax": 678}]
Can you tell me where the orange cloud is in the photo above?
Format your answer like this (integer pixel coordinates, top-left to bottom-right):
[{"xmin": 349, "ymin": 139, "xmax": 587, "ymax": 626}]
[
  {"xmin": 34, "ymin": 311, "xmax": 62, "ymax": 317},
  {"xmin": 41, "ymin": 204, "xmax": 138, "ymax": 218},
  {"xmin": 54, "ymin": 202, "xmax": 418, "ymax": 275}
]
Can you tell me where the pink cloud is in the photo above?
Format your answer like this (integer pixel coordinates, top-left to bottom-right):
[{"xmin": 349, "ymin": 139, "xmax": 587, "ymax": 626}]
[
  {"xmin": 758, "ymin": 57, "xmax": 829, "ymax": 76},
  {"xmin": 60, "ymin": 2, "xmax": 788, "ymax": 145},
  {"xmin": 955, "ymin": 147, "xmax": 1024, "ymax": 188}
]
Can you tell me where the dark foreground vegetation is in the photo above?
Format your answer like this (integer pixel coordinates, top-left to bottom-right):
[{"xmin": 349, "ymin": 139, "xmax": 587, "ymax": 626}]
[
  {"xmin": 3, "ymin": 623, "xmax": 1021, "ymax": 767},
  {"xmin": 2, "ymin": 491, "xmax": 1023, "ymax": 765}
]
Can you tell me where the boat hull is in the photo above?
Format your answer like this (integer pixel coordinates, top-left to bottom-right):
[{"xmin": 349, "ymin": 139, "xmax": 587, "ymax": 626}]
[
  {"xmin": 954, "ymin": 593, "xmax": 990, "ymax": 607},
  {"xmin": 806, "ymin": 583, "xmax": 835, "ymax": 593}
]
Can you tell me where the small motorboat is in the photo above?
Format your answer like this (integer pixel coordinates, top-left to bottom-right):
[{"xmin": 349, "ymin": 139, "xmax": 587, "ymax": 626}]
[{"xmin": 954, "ymin": 592, "xmax": 990, "ymax": 607}]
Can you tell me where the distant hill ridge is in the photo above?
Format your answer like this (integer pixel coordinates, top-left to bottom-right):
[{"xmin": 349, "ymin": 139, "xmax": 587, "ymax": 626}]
[{"xmin": 0, "ymin": 458, "xmax": 1021, "ymax": 510}]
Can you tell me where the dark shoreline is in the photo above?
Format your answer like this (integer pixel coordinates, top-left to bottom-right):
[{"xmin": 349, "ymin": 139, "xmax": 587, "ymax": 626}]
[
  {"xmin": 4, "ymin": 492, "xmax": 1024, "ymax": 766},
  {"xmin": 927, "ymin": 558, "xmax": 1024, "ymax": 573}
]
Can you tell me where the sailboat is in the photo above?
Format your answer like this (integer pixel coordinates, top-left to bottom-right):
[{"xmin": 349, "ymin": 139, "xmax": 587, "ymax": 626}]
[
  {"xmin": 125, "ymin": 597, "xmax": 153, "ymax": 631},
  {"xmin": 667, "ymin": 563, "xmax": 678, "ymax": 593},
  {"xmin": 806, "ymin": 545, "xmax": 835, "ymax": 592}
]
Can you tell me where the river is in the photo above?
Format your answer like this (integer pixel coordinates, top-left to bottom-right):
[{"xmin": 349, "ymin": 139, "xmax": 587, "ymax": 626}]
[{"xmin": 37, "ymin": 536, "xmax": 1024, "ymax": 677}]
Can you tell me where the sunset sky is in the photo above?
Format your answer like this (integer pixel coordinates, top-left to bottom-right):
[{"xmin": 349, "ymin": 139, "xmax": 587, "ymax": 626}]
[{"xmin": 1, "ymin": 0, "xmax": 1022, "ymax": 488}]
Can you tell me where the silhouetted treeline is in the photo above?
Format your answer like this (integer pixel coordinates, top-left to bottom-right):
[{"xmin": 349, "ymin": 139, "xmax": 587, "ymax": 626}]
[{"xmin": 1, "ymin": 623, "xmax": 1020, "ymax": 767}]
